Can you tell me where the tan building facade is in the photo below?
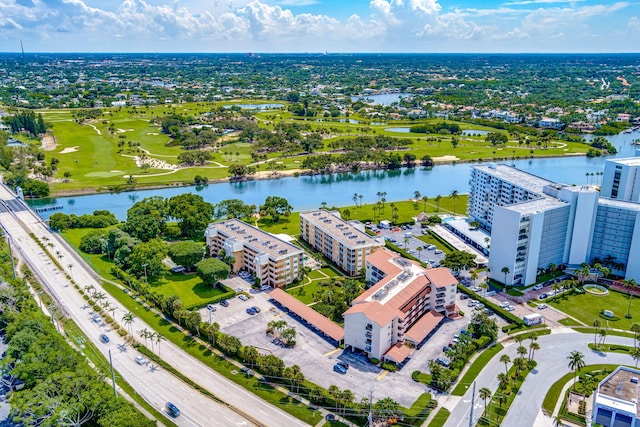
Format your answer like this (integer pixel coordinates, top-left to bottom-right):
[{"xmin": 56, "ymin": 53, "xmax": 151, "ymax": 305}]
[
  {"xmin": 343, "ymin": 250, "xmax": 457, "ymax": 363},
  {"xmin": 299, "ymin": 210, "xmax": 383, "ymax": 276},
  {"xmin": 205, "ymin": 219, "xmax": 304, "ymax": 288}
]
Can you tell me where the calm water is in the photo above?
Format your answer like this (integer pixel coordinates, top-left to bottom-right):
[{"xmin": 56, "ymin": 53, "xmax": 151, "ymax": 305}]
[
  {"xmin": 29, "ymin": 130, "xmax": 640, "ymax": 220},
  {"xmin": 351, "ymin": 93, "xmax": 414, "ymax": 106},
  {"xmin": 223, "ymin": 103, "xmax": 284, "ymax": 110}
]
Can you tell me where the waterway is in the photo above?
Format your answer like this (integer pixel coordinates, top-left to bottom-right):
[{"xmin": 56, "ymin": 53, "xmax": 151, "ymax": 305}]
[
  {"xmin": 28, "ymin": 130, "xmax": 640, "ymax": 221},
  {"xmin": 351, "ymin": 93, "xmax": 414, "ymax": 106}
]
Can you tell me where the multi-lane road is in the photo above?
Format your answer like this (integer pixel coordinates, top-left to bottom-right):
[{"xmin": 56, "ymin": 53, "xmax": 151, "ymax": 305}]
[{"xmin": 0, "ymin": 185, "xmax": 308, "ymax": 427}]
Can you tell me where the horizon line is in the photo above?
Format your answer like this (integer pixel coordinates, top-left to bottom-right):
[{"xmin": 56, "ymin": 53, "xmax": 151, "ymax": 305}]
[{"xmin": 1, "ymin": 51, "xmax": 639, "ymax": 55}]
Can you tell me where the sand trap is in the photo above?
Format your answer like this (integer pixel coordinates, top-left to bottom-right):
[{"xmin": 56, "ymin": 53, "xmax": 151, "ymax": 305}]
[
  {"xmin": 432, "ymin": 155, "xmax": 460, "ymax": 162},
  {"xmin": 116, "ymin": 128, "xmax": 134, "ymax": 133},
  {"xmin": 41, "ymin": 135, "xmax": 56, "ymax": 151},
  {"xmin": 146, "ymin": 132, "xmax": 159, "ymax": 135},
  {"xmin": 60, "ymin": 146, "xmax": 79, "ymax": 154},
  {"xmin": 110, "ymin": 170, "xmax": 123, "ymax": 173}
]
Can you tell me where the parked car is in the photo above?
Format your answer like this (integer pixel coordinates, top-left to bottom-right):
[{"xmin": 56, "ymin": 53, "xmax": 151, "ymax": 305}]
[
  {"xmin": 219, "ymin": 300, "xmax": 229, "ymax": 307},
  {"xmin": 206, "ymin": 304, "xmax": 217, "ymax": 311},
  {"xmin": 533, "ymin": 284, "xmax": 543, "ymax": 291},
  {"xmin": 135, "ymin": 356, "xmax": 146, "ymax": 365},
  {"xmin": 506, "ymin": 305, "xmax": 515, "ymax": 312},
  {"xmin": 434, "ymin": 249, "xmax": 444, "ymax": 254},
  {"xmin": 435, "ymin": 357, "xmax": 450, "ymax": 367},
  {"xmin": 260, "ymin": 285, "xmax": 271, "ymax": 291},
  {"xmin": 99, "ymin": 334, "xmax": 109, "ymax": 343},
  {"xmin": 499, "ymin": 301, "xmax": 510, "ymax": 308},
  {"xmin": 461, "ymin": 329, "xmax": 472, "ymax": 336},
  {"xmin": 252, "ymin": 306, "xmax": 261, "ymax": 313},
  {"xmin": 166, "ymin": 402, "xmax": 181, "ymax": 418},
  {"xmin": 427, "ymin": 259, "xmax": 436, "ymax": 264},
  {"xmin": 246, "ymin": 307, "xmax": 257, "ymax": 315},
  {"xmin": 538, "ymin": 293, "xmax": 548, "ymax": 300},
  {"xmin": 538, "ymin": 303, "xmax": 548, "ymax": 309},
  {"xmin": 427, "ymin": 245, "xmax": 437, "ymax": 250},
  {"xmin": 92, "ymin": 314, "xmax": 102, "ymax": 323},
  {"xmin": 333, "ymin": 363, "xmax": 347, "ymax": 374},
  {"xmin": 238, "ymin": 294, "xmax": 249, "ymax": 301},
  {"xmin": 443, "ymin": 346, "xmax": 452, "ymax": 352}
]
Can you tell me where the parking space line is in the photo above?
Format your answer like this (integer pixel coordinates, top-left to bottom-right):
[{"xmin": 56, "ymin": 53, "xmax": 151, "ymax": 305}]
[
  {"xmin": 324, "ymin": 348, "xmax": 341, "ymax": 357},
  {"xmin": 271, "ymin": 312, "xmax": 286, "ymax": 318},
  {"xmin": 376, "ymin": 370, "xmax": 389, "ymax": 381}
]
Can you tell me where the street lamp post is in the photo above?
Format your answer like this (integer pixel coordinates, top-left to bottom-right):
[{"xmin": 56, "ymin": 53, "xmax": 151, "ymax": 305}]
[{"xmin": 142, "ymin": 263, "xmax": 148, "ymax": 283}]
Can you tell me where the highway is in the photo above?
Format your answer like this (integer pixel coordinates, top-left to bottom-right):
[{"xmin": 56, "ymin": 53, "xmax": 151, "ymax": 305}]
[
  {"xmin": 443, "ymin": 330, "xmax": 635, "ymax": 427},
  {"xmin": 0, "ymin": 185, "xmax": 308, "ymax": 427}
]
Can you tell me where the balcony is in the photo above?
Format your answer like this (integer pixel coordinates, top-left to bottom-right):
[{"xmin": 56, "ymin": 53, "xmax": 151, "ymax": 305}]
[{"xmin": 365, "ymin": 331, "xmax": 372, "ymax": 338}]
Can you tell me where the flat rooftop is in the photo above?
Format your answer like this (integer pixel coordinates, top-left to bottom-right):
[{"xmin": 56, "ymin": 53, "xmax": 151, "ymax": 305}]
[
  {"xmin": 597, "ymin": 367, "xmax": 640, "ymax": 418},
  {"xmin": 445, "ymin": 218, "xmax": 491, "ymax": 250},
  {"xmin": 300, "ymin": 210, "xmax": 381, "ymax": 249},
  {"xmin": 607, "ymin": 157, "xmax": 640, "ymax": 167},
  {"xmin": 599, "ymin": 197, "xmax": 640, "ymax": 211},
  {"xmin": 473, "ymin": 164, "xmax": 556, "ymax": 194},
  {"xmin": 207, "ymin": 219, "xmax": 303, "ymax": 258},
  {"xmin": 503, "ymin": 197, "xmax": 568, "ymax": 214}
]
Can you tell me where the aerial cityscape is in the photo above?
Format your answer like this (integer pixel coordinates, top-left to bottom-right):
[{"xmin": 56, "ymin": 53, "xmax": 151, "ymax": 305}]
[{"xmin": 0, "ymin": 1, "xmax": 639, "ymax": 427}]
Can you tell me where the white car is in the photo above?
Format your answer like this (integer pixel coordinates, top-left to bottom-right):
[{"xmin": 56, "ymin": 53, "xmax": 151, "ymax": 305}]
[
  {"xmin": 506, "ymin": 305, "xmax": 515, "ymax": 311},
  {"xmin": 499, "ymin": 301, "xmax": 510, "ymax": 308},
  {"xmin": 92, "ymin": 314, "xmax": 102, "ymax": 323},
  {"xmin": 135, "ymin": 356, "xmax": 147, "ymax": 365},
  {"xmin": 538, "ymin": 303, "xmax": 548, "ymax": 309},
  {"xmin": 238, "ymin": 294, "xmax": 248, "ymax": 301},
  {"xmin": 533, "ymin": 284, "xmax": 543, "ymax": 291}
]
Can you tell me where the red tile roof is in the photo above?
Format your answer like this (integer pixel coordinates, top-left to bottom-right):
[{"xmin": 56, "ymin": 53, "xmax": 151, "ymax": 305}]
[
  {"xmin": 343, "ymin": 301, "xmax": 404, "ymax": 326},
  {"xmin": 269, "ymin": 288, "xmax": 344, "ymax": 342},
  {"xmin": 424, "ymin": 268, "xmax": 458, "ymax": 288},
  {"xmin": 384, "ymin": 342, "xmax": 413, "ymax": 364},
  {"xmin": 404, "ymin": 310, "xmax": 445, "ymax": 344}
]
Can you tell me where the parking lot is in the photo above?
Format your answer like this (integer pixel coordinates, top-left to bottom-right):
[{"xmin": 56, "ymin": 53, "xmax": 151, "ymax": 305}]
[
  {"xmin": 214, "ymin": 285, "xmax": 473, "ymax": 406},
  {"xmin": 372, "ymin": 223, "xmax": 447, "ymax": 267}
]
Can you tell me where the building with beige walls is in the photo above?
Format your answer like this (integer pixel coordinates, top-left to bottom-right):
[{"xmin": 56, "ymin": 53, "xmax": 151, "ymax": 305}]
[
  {"xmin": 299, "ymin": 210, "xmax": 384, "ymax": 276},
  {"xmin": 205, "ymin": 219, "xmax": 304, "ymax": 288},
  {"xmin": 343, "ymin": 250, "xmax": 457, "ymax": 363}
]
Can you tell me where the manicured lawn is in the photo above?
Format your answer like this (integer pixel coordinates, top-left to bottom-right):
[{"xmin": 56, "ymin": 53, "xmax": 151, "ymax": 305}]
[
  {"xmin": 428, "ymin": 408, "xmax": 450, "ymax": 427},
  {"xmin": 287, "ymin": 281, "xmax": 322, "ymax": 305},
  {"xmin": 309, "ymin": 269, "xmax": 329, "ymax": 280},
  {"xmin": 149, "ymin": 273, "xmax": 226, "ymax": 309},
  {"xmin": 451, "ymin": 343, "xmax": 504, "ymax": 396},
  {"xmin": 257, "ymin": 213, "xmax": 300, "ymax": 235},
  {"xmin": 550, "ymin": 290, "xmax": 639, "ymax": 331},
  {"xmin": 542, "ymin": 364, "xmax": 621, "ymax": 415},
  {"xmin": 557, "ymin": 317, "xmax": 583, "ymax": 327}
]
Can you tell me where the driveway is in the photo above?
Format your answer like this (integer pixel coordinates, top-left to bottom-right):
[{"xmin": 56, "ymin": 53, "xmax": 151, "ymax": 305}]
[{"xmin": 443, "ymin": 331, "xmax": 636, "ymax": 427}]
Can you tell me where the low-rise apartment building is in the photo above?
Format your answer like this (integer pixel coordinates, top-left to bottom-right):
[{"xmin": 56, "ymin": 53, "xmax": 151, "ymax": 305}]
[
  {"xmin": 205, "ymin": 219, "xmax": 304, "ymax": 288},
  {"xmin": 343, "ymin": 250, "xmax": 457, "ymax": 363},
  {"xmin": 299, "ymin": 210, "xmax": 383, "ymax": 276},
  {"xmin": 592, "ymin": 366, "xmax": 640, "ymax": 427}
]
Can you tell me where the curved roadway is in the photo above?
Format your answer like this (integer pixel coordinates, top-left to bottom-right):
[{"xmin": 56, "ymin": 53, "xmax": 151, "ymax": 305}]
[
  {"xmin": 444, "ymin": 330, "xmax": 636, "ymax": 427},
  {"xmin": 0, "ymin": 185, "xmax": 308, "ymax": 427}
]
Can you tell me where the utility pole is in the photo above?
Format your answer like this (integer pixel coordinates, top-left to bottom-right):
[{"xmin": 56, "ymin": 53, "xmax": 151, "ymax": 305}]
[
  {"xmin": 469, "ymin": 381, "xmax": 476, "ymax": 427},
  {"xmin": 109, "ymin": 350, "xmax": 117, "ymax": 398},
  {"xmin": 368, "ymin": 387, "xmax": 373, "ymax": 426}
]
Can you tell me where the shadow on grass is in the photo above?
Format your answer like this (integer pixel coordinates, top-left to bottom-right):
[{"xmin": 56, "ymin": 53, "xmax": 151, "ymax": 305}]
[{"xmin": 192, "ymin": 282, "xmax": 227, "ymax": 299}]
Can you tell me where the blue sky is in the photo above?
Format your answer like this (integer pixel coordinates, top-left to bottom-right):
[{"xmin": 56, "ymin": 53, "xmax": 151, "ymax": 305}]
[{"xmin": 0, "ymin": 0, "xmax": 637, "ymax": 53}]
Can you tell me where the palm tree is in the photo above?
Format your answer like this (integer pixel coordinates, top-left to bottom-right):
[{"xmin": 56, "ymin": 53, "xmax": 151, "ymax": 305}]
[
  {"xmin": 155, "ymin": 333, "xmax": 165, "ymax": 357},
  {"xmin": 622, "ymin": 278, "xmax": 637, "ymax": 318},
  {"xmin": 122, "ymin": 312, "xmax": 135, "ymax": 335},
  {"xmin": 529, "ymin": 342, "xmax": 540, "ymax": 361},
  {"xmin": 500, "ymin": 354, "xmax": 511, "ymax": 375},
  {"xmin": 414, "ymin": 190, "xmax": 421, "ymax": 200},
  {"xmin": 631, "ymin": 346, "xmax": 640, "ymax": 367},
  {"xmin": 138, "ymin": 328, "xmax": 150, "ymax": 348},
  {"xmin": 599, "ymin": 329, "xmax": 607, "ymax": 348},
  {"xmin": 496, "ymin": 394, "xmax": 507, "ymax": 409},
  {"xmin": 434, "ymin": 195, "xmax": 441, "ymax": 212},
  {"xmin": 567, "ymin": 350, "xmax": 585, "ymax": 390},
  {"xmin": 501, "ymin": 266, "xmax": 510, "ymax": 286},
  {"xmin": 422, "ymin": 195, "xmax": 429, "ymax": 211},
  {"xmin": 352, "ymin": 193, "xmax": 359, "ymax": 207},
  {"xmin": 416, "ymin": 246, "xmax": 423, "ymax": 260},
  {"xmin": 593, "ymin": 319, "xmax": 601, "ymax": 347},
  {"xmin": 450, "ymin": 190, "xmax": 459, "ymax": 214},
  {"xmin": 517, "ymin": 345, "xmax": 528, "ymax": 359},
  {"xmin": 479, "ymin": 387, "xmax": 492, "ymax": 414},
  {"xmin": 630, "ymin": 322, "xmax": 640, "ymax": 348}
]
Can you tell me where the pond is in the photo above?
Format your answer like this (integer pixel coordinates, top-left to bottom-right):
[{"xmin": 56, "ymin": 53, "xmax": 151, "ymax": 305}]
[
  {"xmin": 351, "ymin": 93, "xmax": 414, "ymax": 105},
  {"xmin": 462, "ymin": 130, "xmax": 490, "ymax": 136},
  {"xmin": 385, "ymin": 127, "xmax": 411, "ymax": 133}
]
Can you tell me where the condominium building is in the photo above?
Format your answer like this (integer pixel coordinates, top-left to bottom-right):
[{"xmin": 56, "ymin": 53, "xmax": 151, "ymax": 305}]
[
  {"xmin": 343, "ymin": 250, "xmax": 457, "ymax": 363},
  {"xmin": 299, "ymin": 210, "xmax": 384, "ymax": 276},
  {"xmin": 469, "ymin": 162, "xmax": 640, "ymax": 286},
  {"xmin": 204, "ymin": 219, "xmax": 304, "ymax": 288},
  {"xmin": 592, "ymin": 366, "xmax": 640, "ymax": 427},
  {"xmin": 601, "ymin": 157, "xmax": 640, "ymax": 203}
]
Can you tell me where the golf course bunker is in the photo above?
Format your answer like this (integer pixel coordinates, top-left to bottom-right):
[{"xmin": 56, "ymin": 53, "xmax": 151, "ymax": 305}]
[
  {"xmin": 583, "ymin": 284, "xmax": 609, "ymax": 295},
  {"xmin": 433, "ymin": 155, "xmax": 460, "ymax": 162},
  {"xmin": 60, "ymin": 146, "xmax": 80, "ymax": 154}
]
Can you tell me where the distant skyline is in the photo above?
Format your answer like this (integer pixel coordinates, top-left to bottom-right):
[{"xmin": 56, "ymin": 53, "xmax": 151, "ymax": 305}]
[{"xmin": 0, "ymin": 0, "xmax": 637, "ymax": 53}]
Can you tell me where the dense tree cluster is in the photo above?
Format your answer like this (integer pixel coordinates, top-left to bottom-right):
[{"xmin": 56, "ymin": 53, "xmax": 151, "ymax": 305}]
[
  {"xmin": 0, "ymin": 242, "xmax": 152, "ymax": 426},
  {"xmin": 409, "ymin": 122, "xmax": 461, "ymax": 135},
  {"xmin": 5, "ymin": 111, "xmax": 47, "ymax": 136},
  {"xmin": 48, "ymin": 210, "xmax": 119, "ymax": 231}
]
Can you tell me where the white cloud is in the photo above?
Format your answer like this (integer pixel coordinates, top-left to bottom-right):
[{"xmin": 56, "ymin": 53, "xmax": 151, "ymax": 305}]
[
  {"xmin": 629, "ymin": 17, "xmax": 640, "ymax": 31},
  {"xmin": 503, "ymin": 0, "xmax": 584, "ymax": 5},
  {"xmin": 277, "ymin": 0, "xmax": 318, "ymax": 6}
]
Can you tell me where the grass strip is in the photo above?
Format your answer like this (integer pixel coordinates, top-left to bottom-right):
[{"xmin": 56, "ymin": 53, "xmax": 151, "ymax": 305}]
[
  {"xmin": 451, "ymin": 343, "xmax": 504, "ymax": 396},
  {"xmin": 428, "ymin": 408, "xmax": 450, "ymax": 427}
]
